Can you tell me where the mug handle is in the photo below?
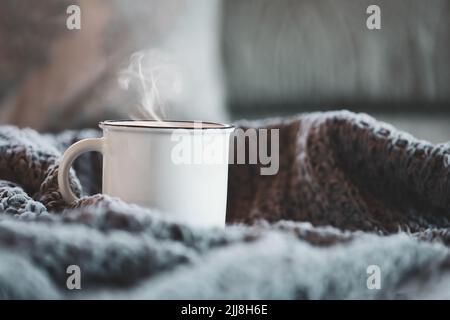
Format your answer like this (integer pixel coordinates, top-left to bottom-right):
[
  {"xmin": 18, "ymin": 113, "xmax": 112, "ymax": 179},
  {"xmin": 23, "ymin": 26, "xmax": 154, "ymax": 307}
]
[{"xmin": 57, "ymin": 138, "xmax": 104, "ymax": 204}]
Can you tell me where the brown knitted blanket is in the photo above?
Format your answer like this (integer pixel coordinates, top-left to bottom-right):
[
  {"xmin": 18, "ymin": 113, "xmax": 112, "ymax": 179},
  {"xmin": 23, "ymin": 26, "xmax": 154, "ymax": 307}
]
[{"xmin": 1, "ymin": 110, "xmax": 450, "ymax": 299}]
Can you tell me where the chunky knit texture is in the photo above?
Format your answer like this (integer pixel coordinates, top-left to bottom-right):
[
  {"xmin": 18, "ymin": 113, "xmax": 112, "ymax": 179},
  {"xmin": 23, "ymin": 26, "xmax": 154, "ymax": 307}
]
[{"xmin": 0, "ymin": 110, "xmax": 450, "ymax": 299}]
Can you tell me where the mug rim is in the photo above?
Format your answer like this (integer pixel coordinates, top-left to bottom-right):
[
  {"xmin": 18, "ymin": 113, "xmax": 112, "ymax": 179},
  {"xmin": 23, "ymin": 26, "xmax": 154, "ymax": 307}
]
[{"xmin": 99, "ymin": 119, "xmax": 234, "ymax": 131}]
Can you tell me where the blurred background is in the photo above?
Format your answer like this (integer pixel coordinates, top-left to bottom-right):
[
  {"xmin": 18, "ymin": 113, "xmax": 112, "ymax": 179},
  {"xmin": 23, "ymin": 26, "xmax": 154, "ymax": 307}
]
[{"xmin": 0, "ymin": 0, "xmax": 449, "ymax": 142}]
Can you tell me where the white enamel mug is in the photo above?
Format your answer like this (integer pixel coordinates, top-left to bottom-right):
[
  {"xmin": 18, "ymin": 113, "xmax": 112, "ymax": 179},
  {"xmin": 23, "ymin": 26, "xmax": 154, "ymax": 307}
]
[{"xmin": 58, "ymin": 120, "xmax": 234, "ymax": 228}]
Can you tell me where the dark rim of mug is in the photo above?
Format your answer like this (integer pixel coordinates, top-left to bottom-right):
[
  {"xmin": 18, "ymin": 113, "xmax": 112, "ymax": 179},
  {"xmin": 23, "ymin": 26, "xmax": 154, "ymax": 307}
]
[{"xmin": 99, "ymin": 119, "xmax": 234, "ymax": 130}]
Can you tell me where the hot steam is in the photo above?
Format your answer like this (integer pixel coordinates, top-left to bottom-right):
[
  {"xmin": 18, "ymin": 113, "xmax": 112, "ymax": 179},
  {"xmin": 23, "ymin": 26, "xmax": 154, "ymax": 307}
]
[{"xmin": 118, "ymin": 50, "xmax": 183, "ymax": 121}]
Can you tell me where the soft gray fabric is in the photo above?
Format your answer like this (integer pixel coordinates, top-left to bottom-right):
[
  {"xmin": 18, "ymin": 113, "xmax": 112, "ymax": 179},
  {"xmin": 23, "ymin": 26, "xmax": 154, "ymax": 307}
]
[{"xmin": 0, "ymin": 213, "xmax": 449, "ymax": 299}]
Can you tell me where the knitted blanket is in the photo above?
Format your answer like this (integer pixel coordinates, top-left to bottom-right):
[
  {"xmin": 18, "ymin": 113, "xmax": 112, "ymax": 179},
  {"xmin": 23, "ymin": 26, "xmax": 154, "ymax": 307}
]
[{"xmin": 1, "ymin": 110, "xmax": 450, "ymax": 299}]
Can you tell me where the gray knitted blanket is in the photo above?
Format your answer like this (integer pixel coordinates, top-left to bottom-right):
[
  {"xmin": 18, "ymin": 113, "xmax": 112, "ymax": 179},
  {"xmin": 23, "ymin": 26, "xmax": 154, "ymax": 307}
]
[{"xmin": 1, "ymin": 110, "xmax": 450, "ymax": 299}]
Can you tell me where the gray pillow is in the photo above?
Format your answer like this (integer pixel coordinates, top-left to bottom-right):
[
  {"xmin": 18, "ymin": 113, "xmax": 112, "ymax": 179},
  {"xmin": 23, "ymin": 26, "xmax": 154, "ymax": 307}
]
[{"xmin": 223, "ymin": 0, "xmax": 450, "ymax": 113}]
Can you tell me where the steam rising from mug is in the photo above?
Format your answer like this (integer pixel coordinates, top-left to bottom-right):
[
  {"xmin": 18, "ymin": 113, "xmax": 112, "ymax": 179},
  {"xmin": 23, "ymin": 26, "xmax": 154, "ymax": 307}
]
[{"xmin": 118, "ymin": 50, "xmax": 183, "ymax": 121}]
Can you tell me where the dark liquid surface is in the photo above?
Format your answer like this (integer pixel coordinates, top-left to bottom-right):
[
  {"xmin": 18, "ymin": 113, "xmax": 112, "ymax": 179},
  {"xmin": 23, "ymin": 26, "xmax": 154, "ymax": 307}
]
[{"xmin": 102, "ymin": 120, "xmax": 228, "ymax": 129}]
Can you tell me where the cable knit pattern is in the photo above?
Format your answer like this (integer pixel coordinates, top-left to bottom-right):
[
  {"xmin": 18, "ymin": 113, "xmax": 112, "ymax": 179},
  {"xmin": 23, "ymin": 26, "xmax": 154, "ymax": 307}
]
[
  {"xmin": 229, "ymin": 111, "xmax": 450, "ymax": 233},
  {"xmin": 0, "ymin": 111, "xmax": 450, "ymax": 299}
]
